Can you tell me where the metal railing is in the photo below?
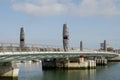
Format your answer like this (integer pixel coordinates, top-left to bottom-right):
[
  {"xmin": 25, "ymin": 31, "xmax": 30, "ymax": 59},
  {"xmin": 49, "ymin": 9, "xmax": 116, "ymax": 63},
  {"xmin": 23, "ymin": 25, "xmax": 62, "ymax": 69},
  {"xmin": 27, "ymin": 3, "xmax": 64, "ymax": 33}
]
[
  {"xmin": 0, "ymin": 43, "xmax": 64, "ymax": 52},
  {"xmin": 0, "ymin": 43, "xmax": 119, "ymax": 54}
]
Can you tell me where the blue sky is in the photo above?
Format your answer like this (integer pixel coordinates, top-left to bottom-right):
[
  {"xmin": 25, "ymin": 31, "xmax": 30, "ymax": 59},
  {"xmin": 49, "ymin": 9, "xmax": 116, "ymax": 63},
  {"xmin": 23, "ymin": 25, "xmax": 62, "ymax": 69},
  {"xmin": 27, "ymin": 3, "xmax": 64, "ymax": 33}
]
[{"xmin": 0, "ymin": 0, "xmax": 120, "ymax": 49}]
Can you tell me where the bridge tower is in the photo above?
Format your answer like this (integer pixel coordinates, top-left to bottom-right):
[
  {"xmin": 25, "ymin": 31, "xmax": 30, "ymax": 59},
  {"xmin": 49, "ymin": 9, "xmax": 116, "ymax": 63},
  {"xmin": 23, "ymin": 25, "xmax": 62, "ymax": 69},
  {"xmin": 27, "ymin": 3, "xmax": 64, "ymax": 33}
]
[
  {"xmin": 20, "ymin": 27, "xmax": 25, "ymax": 49},
  {"xmin": 80, "ymin": 41, "xmax": 83, "ymax": 51},
  {"xmin": 63, "ymin": 24, "xmax": 69, "ymax": 52}
]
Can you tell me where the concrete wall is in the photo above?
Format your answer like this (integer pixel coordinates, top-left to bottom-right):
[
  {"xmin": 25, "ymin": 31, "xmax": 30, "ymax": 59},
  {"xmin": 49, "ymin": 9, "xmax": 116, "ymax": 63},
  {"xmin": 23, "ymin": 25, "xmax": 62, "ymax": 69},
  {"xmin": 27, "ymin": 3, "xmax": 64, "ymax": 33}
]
[{"xmin": 0, "ymin": 62, "xmax": 19, "ymax": 79}]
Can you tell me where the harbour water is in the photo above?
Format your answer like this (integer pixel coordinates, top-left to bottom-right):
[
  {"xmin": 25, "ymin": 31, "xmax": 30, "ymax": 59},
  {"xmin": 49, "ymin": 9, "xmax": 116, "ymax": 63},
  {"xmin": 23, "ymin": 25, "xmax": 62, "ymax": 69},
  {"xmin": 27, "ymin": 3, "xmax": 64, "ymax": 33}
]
[
  {"xmin": 16, "ymin": 62, "xmax": 120, "ymax": 80},
  {"xmin": 1, "ymin": 62, "xmax": 120, "ymax": 80}
]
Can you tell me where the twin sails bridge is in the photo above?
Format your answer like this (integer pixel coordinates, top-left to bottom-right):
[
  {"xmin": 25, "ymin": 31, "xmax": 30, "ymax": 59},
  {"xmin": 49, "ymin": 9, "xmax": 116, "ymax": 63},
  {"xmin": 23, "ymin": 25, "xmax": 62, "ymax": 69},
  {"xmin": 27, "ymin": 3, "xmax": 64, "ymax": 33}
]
[
  {"xmin": 0, "ymin": 43, "xmax": 118, "ymax": 62},
  {"xmin": 0, "ymin": 24, "xmax": 119, "ymax": 62},
  {"xmin": 0, "ymin": 24, "xmax": 119, "ymax": 78}
]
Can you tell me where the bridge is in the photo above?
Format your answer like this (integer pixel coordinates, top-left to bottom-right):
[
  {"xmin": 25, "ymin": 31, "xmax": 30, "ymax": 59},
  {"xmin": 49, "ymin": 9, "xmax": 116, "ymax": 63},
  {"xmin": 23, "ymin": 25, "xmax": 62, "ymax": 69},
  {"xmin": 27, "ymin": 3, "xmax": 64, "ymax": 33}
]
[
  {"xmin": 0, "ymin": 43, "xmax": 119, "ymax": 78},
  {"xmin": 0, "ymin": 43, "xmax": 118, "ymax": 62},
  {"xmin": 0, "ymin": 25, "xmax": 117, "ymax": 62},
  {"xmin": 0, "ymin": 25, "xmax": 119, "ymax": 78},
  {"xmin": 0, "ymin": 47, "xmax": 118, "ymax": 62},
  {"xmin": 0, "ymin": 51, "xmax": 118, "ymax": 62},
  {"xmin": 0, "ymin": 43, "xmax": 118, "ymax": 78}
]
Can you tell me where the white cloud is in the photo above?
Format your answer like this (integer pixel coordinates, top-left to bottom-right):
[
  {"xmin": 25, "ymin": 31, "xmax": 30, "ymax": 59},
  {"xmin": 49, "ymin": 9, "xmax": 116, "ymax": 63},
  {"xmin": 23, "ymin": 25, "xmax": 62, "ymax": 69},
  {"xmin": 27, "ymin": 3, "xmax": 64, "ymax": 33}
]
[
  {"xmin": 27, "ymin": 0, "xmax": 58, "ymax": 5},
  {"xmin": 13, "ymin": 3, "xmax": 67, "ymax": 16},
  {"xmin": 12, "ymin": 0, "xmax": 120, "ymax": 16},
  {"xmin": 79, "ymin": 0, "xmax": 120, "ymax": 16},
  {"xmin": 12, "ymin": 0, "xmax": 68, "ymax": 16}
]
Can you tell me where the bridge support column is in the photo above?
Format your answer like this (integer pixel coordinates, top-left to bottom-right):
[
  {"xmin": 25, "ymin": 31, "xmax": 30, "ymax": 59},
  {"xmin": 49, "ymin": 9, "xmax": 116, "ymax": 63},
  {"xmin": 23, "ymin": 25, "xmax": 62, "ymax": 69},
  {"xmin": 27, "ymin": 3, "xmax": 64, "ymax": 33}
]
[{"xmin": 0, "ymin": 62, "xmax": 19, "ymax": 80}]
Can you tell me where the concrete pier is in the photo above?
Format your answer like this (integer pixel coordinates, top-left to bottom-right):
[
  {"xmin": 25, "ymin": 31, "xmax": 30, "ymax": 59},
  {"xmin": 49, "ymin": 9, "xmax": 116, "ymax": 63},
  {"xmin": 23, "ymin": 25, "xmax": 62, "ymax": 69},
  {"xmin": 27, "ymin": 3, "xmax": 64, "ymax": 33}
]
[
  {"xmin": 95, "ymin": 56, "xmax": 107, "ymax": 65},
  {"xmin": 42, "ymin": 56, "xmax": 96, "ymax": 70},
  {"xmin": 0, "ymin": 62, "xmax": 19, "ymax": 80},
  {"xmin": 108, "ymin": 54, "xmax": 120, "ymax": 62}
]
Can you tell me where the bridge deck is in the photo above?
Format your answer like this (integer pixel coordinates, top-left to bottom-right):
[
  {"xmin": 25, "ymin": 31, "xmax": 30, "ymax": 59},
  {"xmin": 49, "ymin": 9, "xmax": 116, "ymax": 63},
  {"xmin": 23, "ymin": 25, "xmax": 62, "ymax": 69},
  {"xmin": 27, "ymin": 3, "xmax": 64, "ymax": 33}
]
[{"xmin": 0, "ymin": 51, "xmax": 118, "ymax": 62}]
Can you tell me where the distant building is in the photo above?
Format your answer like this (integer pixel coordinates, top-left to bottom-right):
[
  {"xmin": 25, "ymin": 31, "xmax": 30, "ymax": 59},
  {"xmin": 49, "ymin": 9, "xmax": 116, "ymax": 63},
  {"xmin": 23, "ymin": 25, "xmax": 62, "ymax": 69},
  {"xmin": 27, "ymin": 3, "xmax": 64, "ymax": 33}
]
[
  {"xmin": 100, "ymin": 40, "xmax": 110, "ymax": 51},
  {"xmin": 100, "ymin": 43, "xmax": 104, "ymax": 49}
]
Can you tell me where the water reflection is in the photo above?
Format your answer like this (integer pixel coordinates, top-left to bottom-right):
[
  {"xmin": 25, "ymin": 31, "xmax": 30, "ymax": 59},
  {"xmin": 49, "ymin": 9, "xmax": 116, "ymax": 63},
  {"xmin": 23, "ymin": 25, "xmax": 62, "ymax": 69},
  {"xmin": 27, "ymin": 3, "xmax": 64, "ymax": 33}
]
[
  {"xmin": 42, "ymin": 69, "xmax": 96, "ymax": 80},
  {"xmin": 18, "ymin": 62, "xmax": 120, "ymax": 80},
  {"xmin": 66, "ymin": 69, "xmax": 96, "ymax": 80},
  {"xmin": 18, "ymin": 62, "xmax": 43, "ymax": 80},
  {"xmin": 18, "ymin": 62, "xmax": 96, "ymax": 80},
  {"xmin": 0, "ymin": 77, "xmax": 18, "ymax": 80}
]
